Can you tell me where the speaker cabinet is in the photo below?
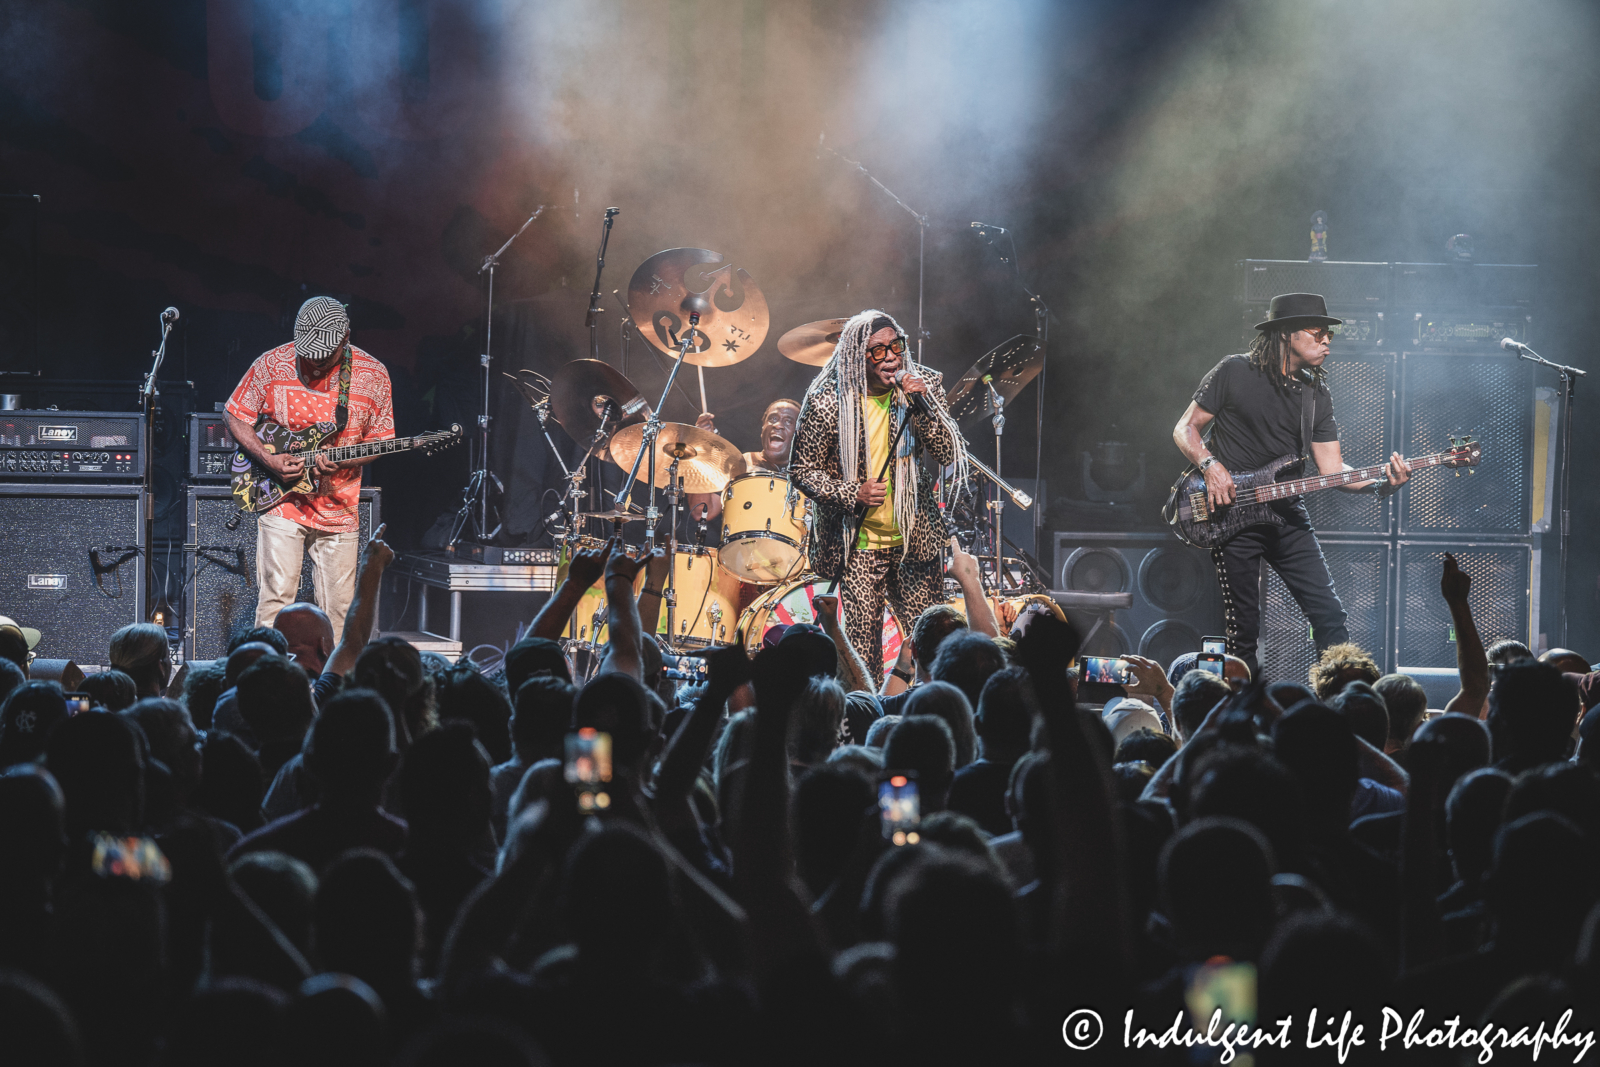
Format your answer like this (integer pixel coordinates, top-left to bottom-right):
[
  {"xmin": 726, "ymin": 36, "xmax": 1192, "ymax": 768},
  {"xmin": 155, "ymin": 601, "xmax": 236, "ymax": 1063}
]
[
  {"xmin": 1259, "ymin": 538, "xmax": 1392, "ymax": 685},
  {"xmin": 1053, "ymin": 532, "xmax": 1222, "ymax": 665},
  {"xmin": 1396, "ymin": 541, "xmax": 1531, "ymax": 669},
  {"xmin": 0, "ymin": 484, "xmax": 144, "ymax": 664},
  {"xmin": 1303, "ymin": 353, "xmax": 1396, "ymax": 536},
  {"xmin": 1399, "ymin": 352, "xmax": 1532, "ymax": 535},
  {"xmin": 188, "ymin": 487, "xmax": 381, "ymax": 659}
]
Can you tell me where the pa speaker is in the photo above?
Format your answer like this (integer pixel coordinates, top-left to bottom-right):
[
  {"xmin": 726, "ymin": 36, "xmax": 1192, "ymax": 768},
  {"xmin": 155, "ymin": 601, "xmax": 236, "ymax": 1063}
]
[
  {"xmin": 1396, "ymin": 541, "xmax": 1531, "ymax": 669},
  {"xmin": 188, "ymin": 487, "xmax": 381, "ymax": 659},
  {"xmin": 1053, "ymin": 532, "xmax": 1222, "ymax": 665},
  {"xmin": 0, "ymin": 484, "xmax": 144, "ymax": 664},
  {"xmin": 1259, "ymin": 538, "xmax": 1391, "ymax": 685}
]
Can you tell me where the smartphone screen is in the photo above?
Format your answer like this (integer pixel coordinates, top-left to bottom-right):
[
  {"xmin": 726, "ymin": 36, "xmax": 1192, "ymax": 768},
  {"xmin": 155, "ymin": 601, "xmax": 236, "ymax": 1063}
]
[
  {"xmin": 1185, "ymin": 958, "xmax": 1256, "ymax": 1034},
  {"xmin": 1081, "ymin": 655, "xmax": 1133, "ymax": 685},
  {"xmin": 564, "ymin": 728, "xmax": 613, "ymax": 812},
  {"xmin": 89, "ymin": 833, "xmax": 172, "ymax": 883},
  {"xmin": 879, "ymin": 773, "xmax": 921, "ymax": 846},
  {"xmin": 62, "ymin": 692, "xmax": 93, "ymax": 716},
  {"xmin": 1196, "ymin": 652, "xmax": 1226, "ymax": 677},
  {"xmin": 1202, "ymin": 636, "xmax": 1226, "ymax": 656}
]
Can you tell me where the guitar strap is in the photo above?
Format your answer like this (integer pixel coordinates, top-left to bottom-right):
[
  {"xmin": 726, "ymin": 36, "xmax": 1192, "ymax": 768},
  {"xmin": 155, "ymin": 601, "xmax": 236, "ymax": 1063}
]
[
  {"xmin": 1298, "ymin": 374, "xmax": 1314, "ymax": 470},
  {"xmin": 333, "ymin": 344, "xmax": 353, "ymax": 440}
]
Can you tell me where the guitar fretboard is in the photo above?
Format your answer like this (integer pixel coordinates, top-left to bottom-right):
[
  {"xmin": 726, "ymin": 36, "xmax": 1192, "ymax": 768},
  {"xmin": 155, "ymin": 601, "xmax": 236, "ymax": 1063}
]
[
  {"xmin": 1235, "ymin": 452, "xmax": 1455, "ymax": 505},
  {"xmin": 314, "ymin": 433, "xmax": 450, "ymax": 463}
]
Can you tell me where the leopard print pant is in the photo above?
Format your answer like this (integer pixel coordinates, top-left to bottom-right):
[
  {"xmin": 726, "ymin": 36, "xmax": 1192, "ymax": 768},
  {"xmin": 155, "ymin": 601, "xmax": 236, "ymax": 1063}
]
[{"xmin": 839, "ymin": 547, "xmax": 945, "ymax": 682}]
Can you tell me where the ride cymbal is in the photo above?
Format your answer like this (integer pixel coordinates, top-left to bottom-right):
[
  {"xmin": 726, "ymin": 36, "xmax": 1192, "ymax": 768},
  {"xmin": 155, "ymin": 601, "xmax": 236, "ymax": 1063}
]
[
  {"xmin": 776, "ymin": 318, "xmax": 850, "ymax": 366},
  {"xmin": 945, "ymin": 335, "xmax": 1043, "ymax": 428},
  {"xmin": 548, "ymin": 359, "xmax": 650, "ymax": 443},
  {"xmin": 626, "ymin": 248, "xmax": 770, "ymax": 367},
  {"xmin": 607, "ymin": 422, "xmax": 748, "ymax": 494}
]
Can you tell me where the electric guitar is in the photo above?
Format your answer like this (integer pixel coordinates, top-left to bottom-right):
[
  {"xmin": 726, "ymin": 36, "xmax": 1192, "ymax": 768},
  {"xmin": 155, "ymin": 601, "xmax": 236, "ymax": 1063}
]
[
  {"xmin": 230, "ymin": 417, "xmax": 462, "ymax": 514},
  {"xmin": 1163, "ymin": 437, "xmax": 1481, "ymax": 549}
]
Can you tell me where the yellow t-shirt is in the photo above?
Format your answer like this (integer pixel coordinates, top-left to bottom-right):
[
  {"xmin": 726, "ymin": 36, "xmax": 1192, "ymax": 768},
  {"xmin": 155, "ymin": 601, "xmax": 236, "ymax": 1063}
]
[{"xmin": 857, "ymin": 391, "xmax": 902, "ymax": 549}]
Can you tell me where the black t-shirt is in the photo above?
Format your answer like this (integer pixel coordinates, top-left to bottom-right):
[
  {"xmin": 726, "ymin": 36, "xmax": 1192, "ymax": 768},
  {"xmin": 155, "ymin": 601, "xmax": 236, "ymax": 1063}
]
[{"xmin": 1192, "ymin": 354, "xmax": 1337, "ymax": 474}]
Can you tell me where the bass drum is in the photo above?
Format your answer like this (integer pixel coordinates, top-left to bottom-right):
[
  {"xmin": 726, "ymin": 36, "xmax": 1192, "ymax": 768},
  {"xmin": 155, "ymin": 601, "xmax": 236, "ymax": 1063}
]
[
  {"xmin": 719, "ymin": 473, "xmax": 809, "ymax": 585},
  {"xmin": 657, "ymin": 547, "xmax": 742, "ymax": 649}
]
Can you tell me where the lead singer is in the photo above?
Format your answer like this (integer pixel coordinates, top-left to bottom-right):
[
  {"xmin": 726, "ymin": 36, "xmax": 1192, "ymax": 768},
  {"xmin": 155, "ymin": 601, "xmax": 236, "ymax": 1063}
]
[{"xmin": 791, "ymin": 310, "xmax": 968, "ymax": 680}]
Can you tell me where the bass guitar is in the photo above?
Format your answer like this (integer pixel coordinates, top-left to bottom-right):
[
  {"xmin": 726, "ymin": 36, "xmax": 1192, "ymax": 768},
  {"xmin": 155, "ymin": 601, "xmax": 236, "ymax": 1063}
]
[
  {"xmin": 231, "ymin": 418, "xmax": 463, "ymax": 514},
  {"xmin": 1163, "ymin": 437, "xmax": 1481, "ymax": 549}
]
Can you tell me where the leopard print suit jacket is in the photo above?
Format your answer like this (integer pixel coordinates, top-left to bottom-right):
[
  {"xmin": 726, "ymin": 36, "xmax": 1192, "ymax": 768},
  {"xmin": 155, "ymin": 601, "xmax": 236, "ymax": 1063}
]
[{"xmin": 790, "ymin": 370, "xmax": 957, "ymax": 580}]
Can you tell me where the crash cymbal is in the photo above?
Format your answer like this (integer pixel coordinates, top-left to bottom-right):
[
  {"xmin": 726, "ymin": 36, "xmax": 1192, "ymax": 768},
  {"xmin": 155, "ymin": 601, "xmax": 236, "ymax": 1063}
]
[
  {"xmin": 626, "ymin": 248, "xmax": 770, "ymax": 367},
  {"xmin": 578, "ymin": 508, "xmax": 647, "ymax": 523},
  {"xmin": 607, "ymin": 422, "xmax": 749, "ymax": 494},
  {"xmin": 945, "ymin": 335, "xmax": 1043, "ymax": 428},
  {"xmin": 548, "ymin": 359, "xmax": 650, "ymax": 443},
  {"xmin": 777, "ymin": 317, "xmax": 850, "ymax": 366}
]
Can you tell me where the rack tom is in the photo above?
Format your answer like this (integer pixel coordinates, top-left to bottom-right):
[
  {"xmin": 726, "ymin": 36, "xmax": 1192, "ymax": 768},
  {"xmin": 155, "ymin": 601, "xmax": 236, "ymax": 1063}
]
[{"xmin": 719, "ymin": 473, "xmax": 808, "ymax": 584}]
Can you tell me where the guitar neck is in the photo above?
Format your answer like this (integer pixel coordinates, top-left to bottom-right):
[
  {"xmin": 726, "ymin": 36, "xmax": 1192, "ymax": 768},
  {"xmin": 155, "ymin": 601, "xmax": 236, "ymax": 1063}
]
[
  {"xmin": 1242, "ymin": 452, "xmax": 1453, "ymax": 504},
  {"xmin": 313, "ymin": 434, "xmax": 427, "ymax": 464}
]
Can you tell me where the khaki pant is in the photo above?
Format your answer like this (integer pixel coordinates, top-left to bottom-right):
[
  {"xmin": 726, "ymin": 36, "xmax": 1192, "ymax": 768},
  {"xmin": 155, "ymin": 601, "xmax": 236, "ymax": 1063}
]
[{"xmin": 255, "ymin": 511, "xmax": 360, "ymax": 643}]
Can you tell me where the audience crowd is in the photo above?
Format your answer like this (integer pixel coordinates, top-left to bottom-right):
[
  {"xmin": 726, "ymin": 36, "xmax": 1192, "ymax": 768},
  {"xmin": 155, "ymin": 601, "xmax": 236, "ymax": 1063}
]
[{"xmin": 0, "ymin": 537, "xmax": 1598, "ymax": 1065}]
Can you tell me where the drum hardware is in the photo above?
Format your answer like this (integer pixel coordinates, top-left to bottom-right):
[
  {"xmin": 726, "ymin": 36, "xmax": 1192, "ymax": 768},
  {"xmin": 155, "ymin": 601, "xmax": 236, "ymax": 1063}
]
[
  {"xmin": 585, "ymin": 207, "xmax": 620, "ymax": 362},
  {"xmin": 543, "ymin": 358, "xmax": 651, "ymax": 538},
  {"xmin": 456, "ymin": 204, "xmax": 546, "ymax": 549}
]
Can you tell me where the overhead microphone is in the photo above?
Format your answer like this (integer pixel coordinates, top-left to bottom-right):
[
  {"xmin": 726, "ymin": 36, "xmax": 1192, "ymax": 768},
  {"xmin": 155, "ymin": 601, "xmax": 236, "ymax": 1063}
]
[
  {"xmin": 161, "ymin": 307, "xmax": 179, "ymax": 323},
  {"xmin": 894, "ymin": 369, "xmax": 932, "ymax": 417}
]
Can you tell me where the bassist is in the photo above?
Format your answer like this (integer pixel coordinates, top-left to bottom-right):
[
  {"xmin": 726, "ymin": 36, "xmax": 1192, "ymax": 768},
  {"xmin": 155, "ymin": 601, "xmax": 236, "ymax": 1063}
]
[
  {"xmin": 224, "ymin": 296, "xmax": 395, "ymax": 640},
  {"xmin": 1171, "ymin": 293, "xmax": 1409, "ymax": 674}
]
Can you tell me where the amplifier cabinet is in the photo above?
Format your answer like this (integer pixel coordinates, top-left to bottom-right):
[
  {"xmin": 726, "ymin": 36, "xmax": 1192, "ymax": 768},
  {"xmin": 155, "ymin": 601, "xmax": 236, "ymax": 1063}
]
[
  {"xmin": 1259, "ymin": 538, "xmax": 1392, "ymax": 684},
  {"xmin": 0, "ymin": 484, "xmax": 145, "ymax": 663},
  {"xmin": 1396, "ymin": 541, "xmax": 1531, "ymax": 670},
  {"xmin": 0, "ymin": 410, "xmax": 142, "ymax": 479},
  {"xmin": 1239, "ymin": 260, "xmax": 1390, "ymax": 307},
  {"xmin": 1053, "ymin": 532, "xmax": 1222, "ymax": 666},
  {"xmin": 187, "ymin": 487, "xmax": 381, "ymax": 659}
]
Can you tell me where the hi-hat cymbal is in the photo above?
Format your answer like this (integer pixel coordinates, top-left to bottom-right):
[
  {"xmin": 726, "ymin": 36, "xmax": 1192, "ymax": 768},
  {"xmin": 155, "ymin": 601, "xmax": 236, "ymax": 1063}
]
[
  {"xmin": 578, "ymin": 508, "xmax": 646, "ymax": 523},
  {"xmin": 777, "ymin": 318, "xmax": 850, "ymax": 366},
  {"xmin": 626, "ymin": 248, "xmax": 770, "ymax": 367},
  {"xmin": 548, "ymin": 359, "xmax": 650, "ymax": 443},
  {"xmin": 945, "ymin": 335, "xmax": 1043, "ymax": 428},
  {"xmin": 607, "ymin": 422, "xmax": 748, "ymax": 494}
]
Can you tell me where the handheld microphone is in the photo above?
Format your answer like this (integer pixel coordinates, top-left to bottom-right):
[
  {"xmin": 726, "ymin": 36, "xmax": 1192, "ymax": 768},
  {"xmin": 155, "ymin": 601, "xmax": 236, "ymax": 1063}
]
[
  {"xmin": 161, "ymin": 307, "xmax": 179, "ymax": 323},
  {"xmin": 1500, "ymin": 337, "xmax": 1528, "ymax": 353},
  {"xmin": 894, "ymin": 369, "xmax": 932, "ymax": 417}
]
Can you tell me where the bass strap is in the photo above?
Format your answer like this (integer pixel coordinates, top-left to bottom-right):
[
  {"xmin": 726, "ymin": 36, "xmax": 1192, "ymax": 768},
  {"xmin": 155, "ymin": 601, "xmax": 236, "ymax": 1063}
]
[{"xmin": 1298, "ymin": 373, "xmax": 1314, "ymax": 469}]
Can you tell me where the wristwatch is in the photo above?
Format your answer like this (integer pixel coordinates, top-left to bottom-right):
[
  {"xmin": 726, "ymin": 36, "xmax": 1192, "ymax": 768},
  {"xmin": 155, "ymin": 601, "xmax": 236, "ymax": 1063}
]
[{"xmin": 891, "ymin": 666, "xmax": 914, "ymax": 682}]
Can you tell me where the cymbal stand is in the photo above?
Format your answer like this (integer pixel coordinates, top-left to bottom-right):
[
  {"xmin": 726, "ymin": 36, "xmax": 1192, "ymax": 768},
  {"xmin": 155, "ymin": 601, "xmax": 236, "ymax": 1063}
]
[
  {"xmin": 460, "ymin": 204, "xmax": 545, "ymax": 548},
  {"xmin": 585, "ymin": 208, "xmax": 619, "ymax": 361},
  {"xmin": 615, "ymin": 312, "xmax": 700, "ymax": 550},
  {"xmin": 662, "ymin": 451, "xmax": 684, "ymax": 644},
  {"xmin": 984, "ymin": 378, "xmax": 1008, "ymax": 592},
  {"xmin": 819, "ymin": 136, "xmax": 930, "ymax": 361}
]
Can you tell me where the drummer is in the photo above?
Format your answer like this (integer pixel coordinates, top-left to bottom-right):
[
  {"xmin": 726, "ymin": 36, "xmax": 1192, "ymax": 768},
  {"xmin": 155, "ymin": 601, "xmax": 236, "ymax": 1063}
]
[{"xmin": 684, "ymin": 398, "xmax": 801, "ymax": 526}]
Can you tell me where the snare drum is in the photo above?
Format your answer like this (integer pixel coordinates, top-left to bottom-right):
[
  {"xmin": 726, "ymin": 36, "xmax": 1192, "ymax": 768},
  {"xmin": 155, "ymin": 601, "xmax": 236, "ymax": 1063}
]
[
  {"xmin": 657, "ymin": 547, "xmax": 742, "ymax": 648},
  {"xmin": 719, "ymin": 473, "xmax": 809, "ymax": 584}
]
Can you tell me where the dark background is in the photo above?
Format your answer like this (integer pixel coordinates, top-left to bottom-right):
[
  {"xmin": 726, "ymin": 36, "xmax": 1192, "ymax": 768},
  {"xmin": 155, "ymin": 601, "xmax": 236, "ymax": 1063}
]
[{"xmin": 3, "ymin": 0, "xmax": 1597, "ymax": 653}]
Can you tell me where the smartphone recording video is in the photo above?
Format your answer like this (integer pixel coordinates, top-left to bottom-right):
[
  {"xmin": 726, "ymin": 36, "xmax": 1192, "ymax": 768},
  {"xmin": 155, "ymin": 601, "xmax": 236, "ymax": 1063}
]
[
  {"xmin": 564, "ymin": 728, "xmax": 613, "ymax": 812},
  {"xmin": 879, "ymin": 773, "xmax": 921, "ymax": 846},
  {"xmin": 63, "ymin": 692, "xmax": 93, "ymax": 716},
  {"xmin": 1196, "ymin": 652, "xmax": 1226, "ymax": 677},
  {"xmin": 1202, "ymin": 636, "xmax": 1226, "ymax": 656},
  {"xmin": 1081, "ymin": 655, "xmax": 1133, "ymax": 686}
]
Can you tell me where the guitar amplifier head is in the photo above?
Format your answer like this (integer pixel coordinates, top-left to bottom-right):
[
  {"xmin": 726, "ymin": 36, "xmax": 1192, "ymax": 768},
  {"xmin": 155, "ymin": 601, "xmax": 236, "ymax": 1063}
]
[
  {"xmin": 0, "ymin": 410, "xmax": 142, "ymax": 479},
  {"xmin": 188, "ymin": 487, "xmax": 381, "ymax": 659},
  {"xmin": 189, "ymin": 413, "xmax": 239, "ymax": 482}
]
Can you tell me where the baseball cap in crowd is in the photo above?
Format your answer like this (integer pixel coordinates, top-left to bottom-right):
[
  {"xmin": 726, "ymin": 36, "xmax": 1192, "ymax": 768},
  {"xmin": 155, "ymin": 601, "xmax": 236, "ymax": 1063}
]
[{"xmin": 0, "ymin": 616, "xmax": 41, "ymax": 651}]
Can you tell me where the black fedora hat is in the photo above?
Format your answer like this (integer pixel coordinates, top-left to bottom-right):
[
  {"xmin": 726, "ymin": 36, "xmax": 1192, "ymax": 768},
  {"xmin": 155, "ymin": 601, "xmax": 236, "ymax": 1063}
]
[{"xmin": 1253, "ymin": 293, "xmax": 1342, "ymax": 332}]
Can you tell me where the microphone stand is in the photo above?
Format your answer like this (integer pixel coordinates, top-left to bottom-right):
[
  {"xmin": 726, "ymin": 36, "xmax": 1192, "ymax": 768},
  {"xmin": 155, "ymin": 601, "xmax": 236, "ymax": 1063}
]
[
  {"xmin": 1515, "ymin": 344, "xmax": 1585, "ymax": 647},
  {"xmin": 819, "ymin": 138, "xmax": 930, "ymax": 361},
  {"xmin": 458, "ymin": 204, "xmax": 545, "ymax": 549},
  {"xmin": 141, "ymin": 311, "xmax": 176, "ymax": 632},
  {"xmin": 617, "ymin": 313, "xmax": 700, "ymax": 551},
  {"xmin": 586, "ymin": 209, "xmax": 620, "ymax": 361},
  {"xmin": 985, "ymin": 378, "xmax": 1007, "ymax": 591}
]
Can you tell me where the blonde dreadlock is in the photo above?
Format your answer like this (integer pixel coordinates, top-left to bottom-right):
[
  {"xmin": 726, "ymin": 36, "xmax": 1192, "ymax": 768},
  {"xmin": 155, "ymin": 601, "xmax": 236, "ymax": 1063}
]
[{"xmin": 803, "ymin": 309, "xmax": 969, "ymax": 560}]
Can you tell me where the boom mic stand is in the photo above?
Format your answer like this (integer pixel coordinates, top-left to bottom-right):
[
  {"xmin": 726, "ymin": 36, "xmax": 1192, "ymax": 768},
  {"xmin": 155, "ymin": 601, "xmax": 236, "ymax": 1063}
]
[
  {"xmin": 140, "ymin": 307, "xmax": 178, "ymax": 643},
  {"xmin": 455, "ymin": 204, "xmax": 545, "ymax": 550},
  {"xmin": 586, "ymin": 208, "xmax": 619, "ymax": 361},
  {"xmin": 1511, "ymin": 341, "xmax": 1585, "ymax": 646}
]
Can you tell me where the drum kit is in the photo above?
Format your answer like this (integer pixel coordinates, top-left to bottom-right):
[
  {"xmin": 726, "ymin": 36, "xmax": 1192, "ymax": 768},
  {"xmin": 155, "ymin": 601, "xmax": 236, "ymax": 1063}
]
[{"xmin": 506, "ymin": 245, "xmax": 1052, "ymax": 678}]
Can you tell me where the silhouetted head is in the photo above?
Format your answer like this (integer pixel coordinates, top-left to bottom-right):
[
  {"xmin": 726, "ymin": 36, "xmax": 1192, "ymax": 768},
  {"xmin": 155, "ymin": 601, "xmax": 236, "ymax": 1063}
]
[
  {"xmin": 502, "ymin": 636, "xmax": 571, "ymax": 693},
  {"xmin": 559, "ymin": 822, "xmax": 672, "ymax": 973},
  {"xmin": 398, "ymin": 721, "xmax": 492, "ymax": 850},
  {"xmin": 1116, "ymin": 727, "xmax": 1177, "ymax": 772},
  {"xmin": 1159, "ymin": 816, "xmax": 1276, "ymax": 962},
  {"xmin": 1331, "ymin": 680, "xmax": 1388, "ymax": 749},
  {"xmin": 230, "ymin": 626, "xmax": 290, "ymax": 657},
  {"xmin": 434, "ymin": 665, "xmax": 513, "ymax": 766},
  {"xmin": 512, "ymin": 677, "xmax": 576, "ymax": 765},
  {"xmin": 1272, "ymin": 702, "xmax": 1357, "ymax": 835},
  {"xmin": 0, "ymin": 763, "xmax": 67, "ymax": 893},
  {"xmin": 1259, "ymin": 911, "xmax": 1391, "ymax": 1024},
  {"xmin": 354, "ymin": 638, "xmax": 436, "ymax": 747},
  {"xmin": 305, "ymin": 689, "xmax": 398, "ymax": 805},
  {"xmin": 974, "ymin": 666, "xmax": 1035, "ymax": 764},
  {"xmin": 794, "ymin": 762, "xmax": 876, "ymax": 897},
  {"xmin": 80, "ymin": 670, "xmax": 137, "ymax": 713},
  {"xmin": 314, "ymin": 849, "xmax": 422, "ymax": 994},
  {"xmin": 193, "ymin": 731, "xmax": 265, "ymax": 833},
  {"xmin": 230, "ymin": 851, "xmax": 319, "ymax": 956},
  {"xmin": 790, "ymin": 676, "xmax": 847, "ymax": 767},
  {"xmin": 1504, "ymin": 761, "xmax": 1600, "ymax": 843},
  {"xmin": 1412, "ymin": 712, "xmax": 1491, "ymax": 802},
  {"xmin": 0, "ymin": 657, "xmax": 26, "ymax": 706},
  {"xmin": 929, "ymin": 631, "xmax": 1006, "ymax": 727},
  {"xmin": 284, "ymin": 973, "xmax": 388, "ymax": 1067},
  {"xmin": 863, "ymin": 714, "xmax": 901, "ymax": 749},
  {"xmin": 226, "ymin": 642, "xmax": 278, "ymax": 688},
  {"xmin": 0, "ymin": 680, "xmax": 69, "ymax": 768},
  {"xmin": 1309, "ymin": 642, "xmax": 1380, "ymax": 701},
  {"xmin": 121, "ymin": 697, "xmax": 200, "ymax": 802},
  {"xmin": 1188, "ymin": 745, "xmax": 1307, "ymax": 875},
  {"xmin": 573, "ymin": 673, "xmax": 654, "ymax": 774},
  {"xmin": 1488, "ymin": 660, "xmax": 1581, "ymax": 771},
  {"xmin": 0, "ymin": 969, "xmax": 83, "ymax": 1067},
  {"xmin": 108, "ymin": 623, "xmax": 169, "ymax": 698},
  {"xmin": 910, "ymin": 604, "xmax": 968, "ymax": 674},
  {"xmin": 777, "ymin": 625, "xmax": 836, "ymax": 681},
  {"xmin": 1171, "ymin": 671, "xmax": 1231, "ymax": 741},
  {"xmin": 905, "ymin": 680, "xmax": 976, "ymax": 769},
  {"xmin": 1540, "ymin": 647, "xmax": 1592, "ymax": 675},
  {"xmin": 274, "ymin": 603, "xmax": 335, "ymax": 677},
  {"xmin": 1373, "ymin": 673, "xmax": 1429, "ymax": 748},
  {"xmin": 1486, "ymin": 638, "xmax": 1535, "ymax": 667},
  {"xmin": 161, "ymin": 977, "xmax": 288, "ymax": 1067},
  {"xmin": 1446, "ymin": 768, "xmax": 1514, "ymax": 889},
  {"xmin": 45, "ymin": 710, "xmax": 145, "ymax": 836},
  {"xmin": 238, "ymin": 655, "xmax": 316, "ymax": 748},
  {"xmin": 1483, "ymin": 812, "xmax": 1600, "ymax": 967},
  {"xmin": 884, "ymin": 715, "xmax": 956, "ymax": 812}
]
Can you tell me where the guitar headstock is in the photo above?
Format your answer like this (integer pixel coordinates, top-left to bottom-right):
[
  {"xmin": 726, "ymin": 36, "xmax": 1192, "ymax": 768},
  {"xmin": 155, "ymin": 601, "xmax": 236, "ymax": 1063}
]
[
  {"xmin": 1443, "ymin": 434, "xmax": 1482, "ymax": 469},
  {"xmin": 421, "ymin": 424, "xmax": 464, "ymax": 457}
]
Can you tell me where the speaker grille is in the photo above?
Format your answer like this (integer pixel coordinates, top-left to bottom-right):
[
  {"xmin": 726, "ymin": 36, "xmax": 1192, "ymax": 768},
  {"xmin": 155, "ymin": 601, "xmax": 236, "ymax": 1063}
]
[
  {"xmin": 1055, "ymin": 533, "xmax": 1222, "ymax": 670},
  {"xmin": 0, "ymin": 485, "xmax": 144, "ymax": 663},
  {"xmin": 1400, "ymin": 354, "xmax": 1530, "ymax": 535},
  {"xmin": 1063, "ymin": 548, "xmax": 1129, "ymax": 595},
  {"xmin": 1303, "ymin": 355, "xmax": 1393, "ymax": 535},
  {"xmin": 1260, "ymin": 539, "xmax": 1390, "ymax": 684},
  {"xmin": 1138, "ymin": 546, "xmax": 1205, "ymax": 614},
  {"xmin": 1396, "ymin": 542, "xmax": 1530, "ymax": 668},
  {"xmin": 188, "ymin": 488, "xmax": 380, "ymax": 659}
]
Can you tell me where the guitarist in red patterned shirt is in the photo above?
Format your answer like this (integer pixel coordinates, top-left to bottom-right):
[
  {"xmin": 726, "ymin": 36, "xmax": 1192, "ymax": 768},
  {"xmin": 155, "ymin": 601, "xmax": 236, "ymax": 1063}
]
[{"xmin": 224, "ymin": 296, "xmax": 395, "ymax": 641}]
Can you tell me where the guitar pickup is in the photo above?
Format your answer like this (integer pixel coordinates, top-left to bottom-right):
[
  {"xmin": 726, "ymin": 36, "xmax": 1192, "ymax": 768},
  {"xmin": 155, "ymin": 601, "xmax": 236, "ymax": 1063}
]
[{"xmin": 1189, "ymin": 491, "xmax": 1208, "ymax": 521}]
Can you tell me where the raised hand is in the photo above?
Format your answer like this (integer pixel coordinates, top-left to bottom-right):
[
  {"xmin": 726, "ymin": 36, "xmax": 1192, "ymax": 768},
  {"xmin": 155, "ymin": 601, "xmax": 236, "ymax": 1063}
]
[
  {"xmin": 360, "ymin": 523, "xmax": 394, "ymax": 574},
  {"xmin": 1440, "ymin": 552, "xmax": 1470, "ymax": 603},
  {"xmin": 604, "ymin": 538, "xmax": 657, "ymax": 585},
  {"xmin": 567, "ymin": 537, "xmax": 611, "ymax": 589},
  {"xmin": 702, "ymin": 643, "xmax": 753, "ymax": 696},
  {"xmin": 812, "ymin": 594, "xmax": 841, "ymax": 633},
  {"xmin": 947, "ymin": 535, "xmax": 980, "ymax": 585}
]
